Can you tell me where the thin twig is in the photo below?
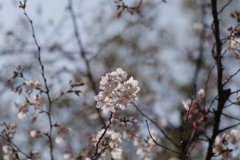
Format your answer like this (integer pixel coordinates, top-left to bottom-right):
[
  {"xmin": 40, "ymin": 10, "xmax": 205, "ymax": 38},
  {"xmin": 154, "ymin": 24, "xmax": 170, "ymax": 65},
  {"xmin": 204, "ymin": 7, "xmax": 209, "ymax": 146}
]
[
  {"xmin": 51, "ymin": 87, "xmax": 73, "ymax": 103},
  {"xmin": 221, "ymin": 112, "xmax": 240, "ymax": 121},
  {"xmin": 204, "ymin": 62, "xmax": 216, "ymax": 108},
  {"xmin": 185, "ymin": 129, "xmax": 197, "ymax": 152},
  {"xmin": 68, "ymin": 0, "xmax": 106, "ymax": 127},
  {"xmin": 22, "ymin": 7, "xmax": 54, "ymax": 160},
  {"xmin": 208, "ymin": 95, "xmax": 218, "ymax": 109},
  {"xmin": 0, "ymin": 134, "xmax": 32, "ymax": 159},
  {"xmin": 179, "ymin": 85, "xmax": 196, "ymax": 146},
  {"xmin": 218, "ymin": 122, "xmax": 240, "ymax": 134},
  {"xmin": 145, "ymin": 120, "xmax": 181, "ymax": 154},
  {"xmin": 126, "ymin": 0, "xmax": 143, "ymax": 10},
  {"xmin": 91, "ymin": 113, "xmax": 113, "ymax": 160},
  {"xmin": 186, "ymin": 134, "xmax": 198, "ymax": 158},
  {"xmin": 133, "ymin": 103, "xmax": 179, "ymax": 148},
  {"xmin": 223, "ymin": 69, "xmax": 240, "ymax": 86},
  {"xmin": 218, "ymin": 0, "xmax": 232, "ymax": 14}
]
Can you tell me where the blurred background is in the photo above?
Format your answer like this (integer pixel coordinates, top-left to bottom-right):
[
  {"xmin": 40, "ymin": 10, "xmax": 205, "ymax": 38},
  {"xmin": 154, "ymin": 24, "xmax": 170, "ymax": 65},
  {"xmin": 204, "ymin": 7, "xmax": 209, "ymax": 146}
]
[{"xmin": 0, "ymin": 0, "xmax": 240, "ymax": 159}]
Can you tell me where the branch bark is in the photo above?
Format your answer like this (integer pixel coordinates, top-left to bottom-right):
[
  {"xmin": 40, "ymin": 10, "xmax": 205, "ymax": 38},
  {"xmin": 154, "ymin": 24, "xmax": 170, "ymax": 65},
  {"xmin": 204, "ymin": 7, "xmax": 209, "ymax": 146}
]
[{"xmin": 205, "ymin": 0, "xmax": 231, "ymax": 159}]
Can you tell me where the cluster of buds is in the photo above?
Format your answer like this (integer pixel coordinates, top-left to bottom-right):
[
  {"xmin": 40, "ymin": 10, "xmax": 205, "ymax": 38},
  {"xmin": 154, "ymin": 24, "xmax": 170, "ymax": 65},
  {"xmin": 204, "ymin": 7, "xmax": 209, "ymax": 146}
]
[
  {"xmin": 2, "ymin": 145, "xmax": 15, "ymax": 160},
  {"xmin": 12, "ymin": 93, "xmax": 43, "ymax": 119},
  {"xmin": 212, "ymin": 129, "xmax": 240, "ymax": 159},
  {"xmin": 134, "ymin": 130, "xmax": 162, "ymax": 160},
  {"xmin": 69, "ymin": 81, "xmax": 84, "ymax": 87},
  {"xmin": 4, "ymin": 66, "xmax": 24, "ymax": 92},
  {"xmin": 94, "ymin": 68, "xmax": 140, "ymax": 114},
  {"xmin": 226, "ymin": 37, "xmax": 240, "ymax": 59},
  {"xmin": 114, "ymin": 0, "xmax": 137, "ymax": 18},
  {"xmin": 230, "ymin": 11, "xmax": 240, "ymax": 23},
  {"xmin": 19, "ymin": 0, "xmax": 27, "ymax": 9},
  {"xmin": 227, "ymin": 12, "xmax": 240, "ymax": 59},
  {"xmin": 1, "ymin": 123, "xmax": 17, "ymax": 160},
  {"xmin": 68, "ymin": 80, "xmax": 83, "ymax": 96},
  {"xmin": 1, "ymin": 123, "xmax": 17, "ymax": 140},
  {"xmin": 182, "ymin": 89, "xmax": 209, "ymax": 129}
]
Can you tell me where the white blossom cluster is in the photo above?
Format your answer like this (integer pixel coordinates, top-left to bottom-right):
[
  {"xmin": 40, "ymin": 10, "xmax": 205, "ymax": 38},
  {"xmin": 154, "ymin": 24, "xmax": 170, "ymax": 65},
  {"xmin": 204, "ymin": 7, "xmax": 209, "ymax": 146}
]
[
  {"xmin": 227, "ymin": 38, "xmax": 240, "ymax": 50},
  {"xmin": 2, "ymin": 143, "xmax": 40, "ymax": 160},
  {"xmin": 213, "ymin": 129, "xmax": 240, "ymax": 160},
  {"xmin": 134, "ymin": 131, "xmax": 162, "ymax": 160},
  {"xmin": 2, "ymin": 145, "xmax": 15, "ymax": 160},
  {"xmin": 94, "ymin": 68, "xmax": 140, "ymax": 114},
  {"xmin": 24, "ymin": 80, "xmax": 42, "ymax": 95},
  {"xmin": 76, "ymin": 114, "xmax": 140, "ymax": 160},
  {"xmin": 94, "ymin": 115, "xmax": 140, "ymax": 159},
  {"xmin": 12, "ymin": 93, "xmax": 43, "ymax": 119}
]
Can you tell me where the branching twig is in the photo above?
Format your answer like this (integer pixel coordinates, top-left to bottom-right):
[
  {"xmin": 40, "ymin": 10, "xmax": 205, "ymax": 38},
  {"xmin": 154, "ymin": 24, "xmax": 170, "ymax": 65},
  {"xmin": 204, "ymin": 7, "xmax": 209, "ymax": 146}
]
[
  {"xmin": 218, "ymin": 0, "xmax": 232, "ymax": 14},
  {"xmin": 0, "ymin": 134, "xmax": 32, "ymax": 159},
  {"xmin": 179, "ymin": 85, "xmax": 196, "ymax": 146},
  {"xmin": 204, "ymin": 62, "xmax": 216, "ymax": 108},
  {"xmin": 218, "ymin": 122, "xmax": 240, "ymax": 134},
  {"xmin": 126, "ymin": 0, "xmax": 143, "ymax": 10},
  {"xmin": 221, "ymin": 112, "xmax": 240, "ymax": 121},
  {"xmin": 145, "ymin": 120, "xmax": 181, "ymax": 154},
  {"xmin": 91, "ymin": 112, "xmax": 113, "ymax": 160},
  {"xmin": 21, "ymin": 6, "xmax": 54, "ymax": 160},
  {"xmin": 133, "ymin": 103, "xmax": 179, "ymax": 148},
  {"xmin": 223, "ymin": 69, "xmax": 240, "ymax": 86},
  {"xmin": 68, "ymin": 0, "xmax": 106, "ymax": 127}
]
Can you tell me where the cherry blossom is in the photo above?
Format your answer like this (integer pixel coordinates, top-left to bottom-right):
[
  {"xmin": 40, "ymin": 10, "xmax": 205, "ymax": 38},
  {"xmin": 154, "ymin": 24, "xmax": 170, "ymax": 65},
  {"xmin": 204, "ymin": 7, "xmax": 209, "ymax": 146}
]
[
  {"xmin": 94, "ymin": 68, "xmax": 140, "ymax": 114},
  {"xmin": 30, "ymin": 130, "xmax": 41, "ymax": 139},
  {"xmin": 212, "ymin": 129, "xmax": 240, "ymax": 159},
  {"xmin": 227, "ymin": 38, "xmax": 240, "ymax": 50}
]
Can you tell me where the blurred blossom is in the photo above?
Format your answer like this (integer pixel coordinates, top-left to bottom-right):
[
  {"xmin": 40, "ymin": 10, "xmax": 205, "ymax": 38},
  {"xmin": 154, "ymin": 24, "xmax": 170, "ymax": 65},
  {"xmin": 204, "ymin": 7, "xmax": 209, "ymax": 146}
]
[
  {"xmin": 10, "ymin": 124, "xmax": 17, "ymax": 130},
  {"xmin": 64, "ymin": 153, "xmax": 72, "ymax": 160},
  {"xmin": 2, "ymin": 145, "xmax": 11, "ymax": 154},
  {"xmin": 17, "ymin": 103, "xmax": 28, "ymax": 119},
  {"xmin": 227, "ymin": 38, "xmax": 240, "ymax": 50},
  {"xmin": 32, "ymin": 151, "xmax": 41, "ymax": 158},
  {"xmin": 182, "ymin": 99, "xmax": 191, "ymax": 111},
  {"xmin": 193, "ymin": 22, "xmax": 204, "ymax": 33},
  {"xmin": 55, "ymin": 127, "xmax": 72, "ymax": 144},
  {"xmin": 33, "ymin": 94, "xmax": 42, "ymax": 110},
  {"xmin": 24, "ymin": 80, "xmax": 42, "ymax": 95},
  {"xmin": 30, "ymin": 130, "xmax": 40, "ymax": 139}
]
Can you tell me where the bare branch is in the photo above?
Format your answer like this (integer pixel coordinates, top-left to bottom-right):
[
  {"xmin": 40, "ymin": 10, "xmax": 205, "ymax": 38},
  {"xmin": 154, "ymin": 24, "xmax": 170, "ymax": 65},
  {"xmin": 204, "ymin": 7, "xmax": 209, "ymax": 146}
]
[
  {"xmin": 179, "ymin": 85, "xmax": 196, "ymax": 146},
  {"xmin": 145, "ymin": 120, "xmax": 181, "ymax": 154},
  {"xmin": 21, "ymin": 6, "xmax": 54, "ymax": 160},
  {"xmin": 133, "ymin": 103, "xmax": 179, "ymax": 148},
  {"xmin": 68, "ymin": 0, "xmax": 106, "ymax": 127},
  {"xmin": 218, "ymin": 0, "xmax": 233, "ymax": 14},
  {"xmin": 223, "ymin": 69, "xmax": 240, "ymax": 86}
]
